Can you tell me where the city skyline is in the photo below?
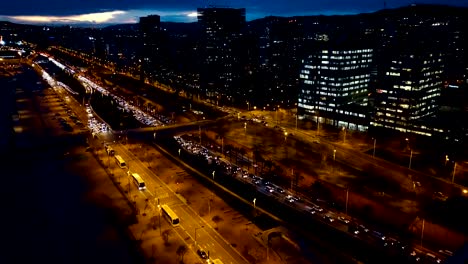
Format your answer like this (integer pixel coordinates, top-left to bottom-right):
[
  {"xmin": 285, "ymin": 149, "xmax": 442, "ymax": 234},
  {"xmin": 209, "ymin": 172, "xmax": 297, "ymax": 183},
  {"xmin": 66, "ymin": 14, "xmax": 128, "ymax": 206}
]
[{"xmin": 1, "ymin": 0, "xmax": 468, "ymax": 25}]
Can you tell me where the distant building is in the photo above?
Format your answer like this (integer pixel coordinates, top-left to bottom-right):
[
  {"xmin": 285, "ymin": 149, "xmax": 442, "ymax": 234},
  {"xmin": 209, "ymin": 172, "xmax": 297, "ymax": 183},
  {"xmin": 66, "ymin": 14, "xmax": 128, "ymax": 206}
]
[
  {"xmin": 139, "ymin": 15, "xmax": 163, "ymax": 82},
  {"xmin": 257, "ymin": 17, "xmax": 304, "ymax": 108},
  {"xmin": 197, "ymin": 7, "xmax": 246, "ymax": 103},
  {"xmin": 298, "ymin": 47, "xmax": 374, "ymax": 131},
  {"xmin": 0, "ymin": 50, "xmax": 21, "ymax": 64}
]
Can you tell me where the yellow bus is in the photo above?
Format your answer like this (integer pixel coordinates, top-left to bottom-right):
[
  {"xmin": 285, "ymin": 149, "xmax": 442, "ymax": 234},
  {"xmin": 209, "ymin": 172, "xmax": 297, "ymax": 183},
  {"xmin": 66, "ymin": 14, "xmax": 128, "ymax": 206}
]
[
  {"xmin": 130, "ymin": 173, "xmax": 146, "ymax": 190},
  {"xmin": 114, "ymin": 155, "xmax": 127, "ymax": 168},
  {"xmin": 161, "ymin": 205, "xmax": 180, "ymax": 226},
  {"xmin": 211, "ymin": 259, "xmax": 224, "ymax": 264}
]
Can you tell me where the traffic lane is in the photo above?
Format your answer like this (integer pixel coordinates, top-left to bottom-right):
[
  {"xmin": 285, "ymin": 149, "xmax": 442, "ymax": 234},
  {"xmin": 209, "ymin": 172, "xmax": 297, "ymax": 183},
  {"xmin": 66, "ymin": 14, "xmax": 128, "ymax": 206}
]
[
  {"xmin": 110, "ymin": 142, "xmax": 248, "ymax": 264},
  {"xmin": 173, "ymin": 205, "xmax": 247, "ymax": 264}
]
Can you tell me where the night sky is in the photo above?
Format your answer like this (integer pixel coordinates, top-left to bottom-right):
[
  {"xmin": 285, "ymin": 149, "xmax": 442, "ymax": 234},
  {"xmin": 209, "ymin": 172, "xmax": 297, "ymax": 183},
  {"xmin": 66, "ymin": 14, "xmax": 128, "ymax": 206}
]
[{"xmin": 1, "ymin": 0, "xmax": 468, "ymax": 25}]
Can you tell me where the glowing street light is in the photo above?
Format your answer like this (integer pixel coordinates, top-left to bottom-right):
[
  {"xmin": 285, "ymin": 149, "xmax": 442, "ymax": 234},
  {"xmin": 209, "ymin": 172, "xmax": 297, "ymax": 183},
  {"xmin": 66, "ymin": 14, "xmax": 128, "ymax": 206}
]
[
  {"xmin": 332, "ymin": 149, "xmax": 337, "ymax": 175},
  {"xmin": 342, "ymin": 127, "xmax": 347, "ymax": 143}
]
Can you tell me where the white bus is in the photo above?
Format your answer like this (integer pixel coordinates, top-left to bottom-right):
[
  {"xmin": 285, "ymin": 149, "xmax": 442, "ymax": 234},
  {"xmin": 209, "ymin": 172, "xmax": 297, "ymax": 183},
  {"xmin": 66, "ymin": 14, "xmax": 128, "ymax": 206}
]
[
  {"xmin": 114, "ymin": 155, "xmax": 127, "ymax": 168},
  {"xmin": 130, "ymin": 173, "xmax": 146, "ymax": 190},
  {"xmin": 161, "ymin": 205, "xmax": 180, "ymax": 226}
]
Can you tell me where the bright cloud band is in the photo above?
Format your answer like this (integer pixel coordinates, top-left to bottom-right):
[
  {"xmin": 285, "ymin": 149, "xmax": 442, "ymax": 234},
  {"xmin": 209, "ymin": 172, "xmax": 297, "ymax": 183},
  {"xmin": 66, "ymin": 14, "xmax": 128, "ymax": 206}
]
[{"xmin": 7, "ymin": 10, "xmax": 126, "ymax": 24}]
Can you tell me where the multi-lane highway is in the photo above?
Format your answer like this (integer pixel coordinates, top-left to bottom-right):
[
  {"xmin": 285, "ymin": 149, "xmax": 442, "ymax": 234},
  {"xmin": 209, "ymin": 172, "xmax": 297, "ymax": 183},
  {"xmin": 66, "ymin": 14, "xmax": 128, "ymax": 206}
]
[
  {"xmin": 172, "ymin": 134, "xmax": 448, "ymax": 264},
  {"xmin": 106, "ymin": 142, "xmax": 249, "ymax": 264}
]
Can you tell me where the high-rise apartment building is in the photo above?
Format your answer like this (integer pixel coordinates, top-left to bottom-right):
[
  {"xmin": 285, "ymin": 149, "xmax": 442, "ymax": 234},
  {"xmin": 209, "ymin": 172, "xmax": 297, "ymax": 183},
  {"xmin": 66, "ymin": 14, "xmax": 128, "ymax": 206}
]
[
  {"xmin": 298, "ymin": 47, "xmax": 373, "ymax": 131},
  {"xmin": 197, "ymin": 7, "xmax": 246, "ymax": 103},
  {"xmin": 258, "ymin": 17, "xmax": 303, "ymax": 107},
  {"xmin": 139, "ymin": 15, "xmax": 162, "ymax": 82}
]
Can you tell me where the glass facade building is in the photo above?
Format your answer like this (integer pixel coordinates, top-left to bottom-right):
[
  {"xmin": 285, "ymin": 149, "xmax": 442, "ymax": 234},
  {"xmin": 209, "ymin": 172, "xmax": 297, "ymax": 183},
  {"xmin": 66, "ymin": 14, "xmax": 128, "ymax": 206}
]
[
  {"xmin": 371, "ymin": 50, "xmax": 444, "ymax": 136},
  {"xmin": 298, "ymin": 48, "xmax": 374, "ymax": 131}
]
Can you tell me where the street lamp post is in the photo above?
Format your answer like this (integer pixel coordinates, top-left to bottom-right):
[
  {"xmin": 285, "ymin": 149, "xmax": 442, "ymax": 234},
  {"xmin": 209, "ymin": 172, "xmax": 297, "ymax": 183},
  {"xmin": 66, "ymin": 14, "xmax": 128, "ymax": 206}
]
[
  {"xmin": 194, "ymin": 226, "xmax": 205, "ymax": 246},
  {"xmin": 199, "ymin": 126, "xmax": 202, "ymax": 144},
  {"xmin": 276, "ymin": 108, "xmax": 278, "ymax": 125},
  {"xmin": 452, "ymin": 162, "xmax": 457, "ymax": 183},
  {"xmin": 290, "ymin": 168, "xmax": 294, "ymax": 192},
  {"xmin": 128, "ymin": 176, "xmax": 131, "ymax": 195},
  {"xmin": 409, "ymin": 150, "xmax": 413, "ymax": 170},
  {"xmin": 295, "ymin": 114, "xmax": 298, "ymax": 131},
  {"xmin": 445, "ymin": 155, "xmax": 449, "ymax": 166},
  {"xmin": 342, "ymin": 127, "xmax": 346, "ymax": 143},
  {"xmin": 421, "ymin": 218, "xmax": 425, "ymax": 247},
  {"xmin": 207, "ymin": 195, "xmax": 213, "ymax": 217},
  {"xmin": 372, "ymin": 138, "xmax": 376, "ymax": 159},
  {"xmin": 316, "ymin": 115, "xmax": 320, "ymax": 136},
  {"xmin": 157, "ymin": 204, "xmax": 161, "ymax": 236},
  {"xmin": 284, "ymin": 132, "xmax": 288, "ymax": 160},
  {"xmin": 276, "ymin": 106, "xmax": 280, "ymax": 125},
  {"xmin": 333, "ymin": 149, "xmax": 336, "ymax": 175},
  {"xmin": 345, "ymin": 187, "xmax": 349, "ymax": 215},
  {"xmin": 221, "ymin": 138, "xmax": 224, "ymax": 156}
]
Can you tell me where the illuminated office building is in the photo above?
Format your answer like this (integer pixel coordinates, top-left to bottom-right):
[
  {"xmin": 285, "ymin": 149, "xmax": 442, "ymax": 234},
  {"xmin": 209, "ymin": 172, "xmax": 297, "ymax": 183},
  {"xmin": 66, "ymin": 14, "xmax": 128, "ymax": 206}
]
[
  {"xmin": 371, "ymin": 50, "xmax": 444, "ymax": 136},
  {"xmin": 298, "ymin": 48, "xmax": 373, "ymax": 131}
]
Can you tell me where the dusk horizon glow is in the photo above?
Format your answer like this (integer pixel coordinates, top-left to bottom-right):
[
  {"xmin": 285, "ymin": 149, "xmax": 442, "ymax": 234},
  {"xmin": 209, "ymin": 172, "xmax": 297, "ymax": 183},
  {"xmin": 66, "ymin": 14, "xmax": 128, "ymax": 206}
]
[{"xmin": 1, "ymin": 0, "xmax": 468, "ymax": 26}]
